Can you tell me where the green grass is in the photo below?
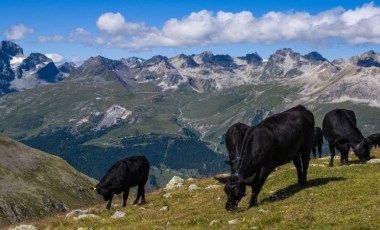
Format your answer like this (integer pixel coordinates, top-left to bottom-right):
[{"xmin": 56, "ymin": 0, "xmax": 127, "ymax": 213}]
[{"xmin": 15, "ymin": 149, "xmax": 380, "ymax": 230}]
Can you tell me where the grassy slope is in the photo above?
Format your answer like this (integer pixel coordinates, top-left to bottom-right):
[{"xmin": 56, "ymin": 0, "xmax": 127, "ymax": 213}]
[
  {"xmin": 20, "ymin": 149, "xmax": 380, "ymax": 230},
  {"xmin": 0, "ymin": 135, "xmax": 101, "ymax": 227}
]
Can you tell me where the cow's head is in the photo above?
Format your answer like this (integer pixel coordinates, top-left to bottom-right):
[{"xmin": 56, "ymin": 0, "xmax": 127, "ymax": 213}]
[
  {"xmin": 354, "ymin": 138, "xmax": 371, "ymax": 163},
  {"xmin": 94, "ymin": 186, "xmax": 113, "ymax": 201},
  {"xmin": 215, "ymin": 174, "xmax": 255, "ymax": 211}
]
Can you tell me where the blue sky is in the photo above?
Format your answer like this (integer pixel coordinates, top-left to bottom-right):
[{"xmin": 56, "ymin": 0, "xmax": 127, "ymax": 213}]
[{"xmin": 1, "ymin": 0, "xmax": 380, "ymax": 64}]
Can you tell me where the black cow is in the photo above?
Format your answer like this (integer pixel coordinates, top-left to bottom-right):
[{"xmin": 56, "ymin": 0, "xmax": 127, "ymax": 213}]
[
  {"xmin": 224, "ymin": 122, "xmax": 250, "ymax": 173},
  {"xmin": 94, "ymin": 156, "xmax": 150, "ymax": 210},
  {"xmin": 311, "ymin": 127, "xmax": 324, "ymax": 158},
  {"xmin": 215, "ymin": 105, "xmax": 314, "ymax": 211},
  {"xmin": 367, "ymin": 133, "xmax": 380, "ymax": 149},
  {"xmin": 322, "ymin": 109, "xmax": 370, "ymax": 167}
]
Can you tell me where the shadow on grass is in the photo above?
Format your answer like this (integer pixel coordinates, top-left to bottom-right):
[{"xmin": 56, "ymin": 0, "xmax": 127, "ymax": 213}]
[
  {"xmin": 349, "ymin": 156, "xmax": 376, "ymax": 165},
  {"xmin": 261, "ymin": 177, "xmax": 346, "ymax": 204}
]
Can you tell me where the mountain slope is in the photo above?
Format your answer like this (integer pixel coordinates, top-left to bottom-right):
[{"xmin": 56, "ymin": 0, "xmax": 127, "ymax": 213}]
[
  {"xmin": 13, "ymin": 149, "xmax": 380, "ymax": 229},
  {"xmin": 0, "ymin": 134, "xmax": 100, "ymax": 227},
  {"xmin": 1, "ymin": 48, "xmax": 380, "ymax": 189}
]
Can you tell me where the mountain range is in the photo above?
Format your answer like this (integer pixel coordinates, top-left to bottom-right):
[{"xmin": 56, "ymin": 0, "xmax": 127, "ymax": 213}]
[
  {"xmin": 1, "ymin": 40, "xmax": 380, "ymax": 187},
  {"xmin": 0, "ymin": 41, "xmax": 75, "ymax": 95}
]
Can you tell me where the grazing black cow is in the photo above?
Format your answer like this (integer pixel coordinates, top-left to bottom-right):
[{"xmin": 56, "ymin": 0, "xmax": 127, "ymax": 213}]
[
  {"xmin": 322, "ymin": 109, "xmax": 370, "ymax": 167},
  {"xmin": 224, "ymin": 122, "xmax": 250, "ymax": 173},
  {"xmin": 215, "ymin": 105, "xmax": 314, "ymax": 211},
  {"xmin": 311, "ymin": 127, "xmax": 324, "ymax": 158},
  {"xmin": 367, "ymin": 133, "xmax": 380, "ymax": 149},
  {"xmin": 94, "ymin": 156, "xmax": 150, "ymax": 210}
]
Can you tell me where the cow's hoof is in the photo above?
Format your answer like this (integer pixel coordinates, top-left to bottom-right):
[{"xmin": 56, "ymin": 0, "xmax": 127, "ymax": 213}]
[{"xmin": 328, "ymin": 162, "xmax": 334, "ymax": 167}]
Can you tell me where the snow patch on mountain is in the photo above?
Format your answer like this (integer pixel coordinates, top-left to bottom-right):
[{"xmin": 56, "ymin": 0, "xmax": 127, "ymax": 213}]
[
  {"xmin": 10, "ymin": 56, "xmax": 25, "ymax": 72},
  {"xmin": 95, "ymin": 105, "xmax": 132, "ymax": 130}
]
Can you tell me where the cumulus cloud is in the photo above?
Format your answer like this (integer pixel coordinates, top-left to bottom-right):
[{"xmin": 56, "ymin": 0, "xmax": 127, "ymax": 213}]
[
  {"xmin": 96, "ymin": 12, "xmax": 151, "ymax": 36},
  {"xmin": 3, "ymin": 24, "xmax": 34, "ymax": 40},
  {"xmin": 71, "ymin": 56, "xmax": 82, "ymax": 64},
  {"xmin": 45, "ymin": 53, "xmax": 65, "ymax": 64},
  {"xmin": 76, "ymin": 2, "xmax": 380, "ymax": 50},
  {"xmin": 38, "ymin": 35, "xmax": 64, "ymax": 42},
  {"xmin": 69, "ymin": 27, "xmax": 94, "ymax": 44}
]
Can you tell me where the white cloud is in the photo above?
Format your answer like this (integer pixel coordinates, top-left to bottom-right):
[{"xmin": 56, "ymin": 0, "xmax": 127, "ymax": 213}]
[
  {"xmin": 69, "ymin": 27, "xmax": 93, "ymax": 44},
  {"xmin": 38, "ymin": 35, "xmax": 64, "ymax": 42},
  {"xmin": 3, "ymin": 24, "xmax": 34, "ymax": 40},
  {"xmin": 45, "ymin": 53, "xmax": 65, "ymax": 64},
  {"xmin": 96, "ymin": 12, "xmax": 126, "ymax": 34},
  {"xmin": 74, "ymin": 2, "xmax": 380, "ymax": 50},
  {"xmin": 71, "ymin": 56, "xmax": 83, "ymax": 65}
]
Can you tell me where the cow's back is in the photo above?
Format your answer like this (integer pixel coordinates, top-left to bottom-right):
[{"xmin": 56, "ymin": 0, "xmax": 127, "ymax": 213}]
[
  {"xmin": 241, "ymin": 105, "xmax": 314, "ymax": 168},
  {"xmin": 122, "ymin": 156, "xmax": 150, "ymax": 187},
  {"xmin": 97, "ymin": 160, "xmax": 129, "ymax": 193},
  {"xmin": 322, "ymin": 109, "xmax": 363, "ymax": 143}
]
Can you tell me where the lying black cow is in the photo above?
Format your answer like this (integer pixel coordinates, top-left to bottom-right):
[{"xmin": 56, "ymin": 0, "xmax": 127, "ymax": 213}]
[
  {"xmin": 311, "ymin": 127, "xmax": 324, "ymax": 158},
  {"xmin": 322, "ymin": 109, "xmax": 370, "ymax": 166},
  {"xmin": 94, "ymin": 156, "xmax": 150, "ymax": 210},
  {"xmin": 224, "ymin": 122, "xmax": 250, "ymax": 173},
  {"xmin": 367, "ymin": 133, "xmax": 380, "ymax": 149},
  {"xmin": 215, "ymin": 105, "xmax": 314, "ymax": 211}
]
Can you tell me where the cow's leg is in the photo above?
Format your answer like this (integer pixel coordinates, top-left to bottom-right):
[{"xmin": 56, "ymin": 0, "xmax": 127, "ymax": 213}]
[
  {"xmin": 300, "ymin": 153, "xmax": 310, "ymax": 185},
  {"xmin": 336, "ymin": 144, "xmax": 349, "ymax": 165},
  {"xmin": 293, "ymin": 156, "xmax": 304, "ymax": 185},
  {"xmin": 134, "ymin": 183, "xmax": 146, "ymax": 205},
  {"xmin": 318, "ymin": 144, "xmax": 322, "ymax": 158},
  {"xmin": 248, "ymin": 167, "xmax": 272, "ymax": 209},
  {"xmin": 106, "ymin": 194, "xmax": 114, "ymax": 210},
  {"xmin": 311, "ymin": 146, "xmax": 317, "ymax": 159},
  {"xmin": 122, "ymin": 188, "xmax": 130, "ymax": 207},
  {"xmin": 328, "ymin": 142, "xmax": 336, "ymax": 167},
  {"xmin": 140, "ymin": 184, "xmax": 146, "ymax": 205}
]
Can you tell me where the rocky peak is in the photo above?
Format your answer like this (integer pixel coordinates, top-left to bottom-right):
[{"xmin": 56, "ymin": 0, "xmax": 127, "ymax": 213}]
[
  {"xmin": 199, "ymin": 51, "xmax": 214, "ymax": 63},
  {"xmin": 238, "ymin": 53, "xmax": 263, "ymax": 65},
  {"xmin": 80, "ymin": 56, "xmax": 128, "ymax": 72},
  {"xmin": 122, "ymin": 57, "xmax": 145, "ymax": 68},
  {"xmin": 194, "ymin": 51, "xmax": 236, "ymax": 68},
  {"xmin": 172, "ymin": 54, "xmax": 199, "ymax": 68},
  {"xmin": 354, "ymin": 50, "xmax": 380, "ymax": 67},
  {"xmin": 0, "ymin": 41, "xmax": 23, "ymax": 58},
  {"xmin": 261, "ymin": 48, "xmax": 304, "ymax": 79},
  {"xmin": 58, "ymin": 62, "xmax": 76, "ymax": 74},
  {"xmin": 19, "ymin": 53, "xmax": 52, "ymax": 71},
  {"xmin": 137, "ymin": 55, "xmax": 173, "ymax": 69},
  {"xmin": 83, "ymin": 55, "xmax": 112, "ymax": 67},
  {"xmin": 304, "ymin": 51, "xmax": 327, "ymax": 63},
  {"xmin": 73, "ymin": 55, "xmax": 131, "ymax": 81}
]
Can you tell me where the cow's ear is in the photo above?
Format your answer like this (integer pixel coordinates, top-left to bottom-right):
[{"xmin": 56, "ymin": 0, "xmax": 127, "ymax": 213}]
[
  {"xmin": 214, "ymin": 176, "xmax": 229, "ymax": 184},
  {"xmin": 241, "ymin": 174, "xmax": 256, "ymax": 185},
  {"xmin": 224, "ymin": 160, "xmax": 232, "ymax": 165}
]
